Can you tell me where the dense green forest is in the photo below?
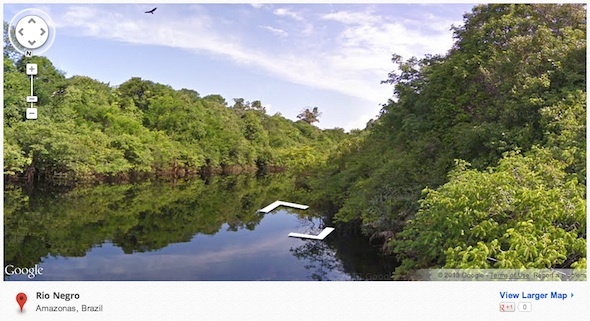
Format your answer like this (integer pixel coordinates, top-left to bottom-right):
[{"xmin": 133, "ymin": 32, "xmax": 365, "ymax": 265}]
[
  {"xmin": 3, "ymin": 28, "xmax": 347, "ymax": 181},
  {"xmin": 306, "ymin": 4, "xmax": 586, "ymax": 278},
  {"xmin": 3, "ymin": 4, "xmax": 587, "ymax": 279}
]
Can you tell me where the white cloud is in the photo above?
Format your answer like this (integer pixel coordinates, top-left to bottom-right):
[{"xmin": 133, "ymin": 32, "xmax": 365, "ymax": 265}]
[
  {"xmin": 324, "ymin": 9, "xmax": 455, "ymax": 59},
  {"xmin": 273, "ymin": 8, "xmax": 314, "ymax": 36},
  {"xmin": 321, "ymin": 10, "xmax": 379, "ymax": 25},
  {"xmin": 273, "ymin": 8, "xmax": 304, "ymax": 21},
  {"xmin": 53, "ymin": 6, "xmax": 390, "ymax": 104},
  {"xmin": 52, "ymin": 5, "xmax": 462, "ymax": 129},
  {"xmin": 259, "ymin": 25, "xmax": 288, "ymax": 38},
  {"xmin": 250, "ymin": 3, "xmax": 265, "ymax": 9},
  {"xmin": 310, "ymin": 10, "xmax": 457, "ymax": 111}
]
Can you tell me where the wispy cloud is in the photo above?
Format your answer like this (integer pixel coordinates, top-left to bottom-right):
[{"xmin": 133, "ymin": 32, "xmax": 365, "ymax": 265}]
[
  {"xmin": 273, "ymin": 7, "xmax": 304, "ymax": 21},
  {"xmin": 259, "ymin": 25, "xmax": 288, "ymax": 38},
  {"xmin": 51, "ymin": 6, "xmax": 389, "ymax": 103},
  {"xmin": 323, "ymin": 9, "xmax": 457, "ymax": 61},
  {"xmin": 250, "ymin": 3, "xmax": 265, "ymax": 9},
  {"xmin": 49, "ymin": 4, "xmax": 465, "ymax": 129},
  {"xmin": 321, "ymin": 10, "xmax": 379, "ymax": 25}
]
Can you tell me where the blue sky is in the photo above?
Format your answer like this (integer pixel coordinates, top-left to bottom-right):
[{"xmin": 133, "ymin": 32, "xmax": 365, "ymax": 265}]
[{"xmin": 4, "ymin": 3, "xmax": 478, "ymax": 130}]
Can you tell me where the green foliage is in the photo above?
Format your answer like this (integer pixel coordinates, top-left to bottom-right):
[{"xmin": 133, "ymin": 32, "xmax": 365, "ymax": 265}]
[
  {"xmin": 275, "ymin": 146, "xmax": 319, "ymax": 173},
  {"xmin": 3, "ymin": 127, "xmax": 32, "ymax": 175},
  {"xmin": 392, "ymin": 149, "xmax": 585, "ymax": 278},
  {"xmin": 306, "ymin": 4, "xmax": 586, "ymax": 275},
  {"xmin": 297, "ymin": 107, "xmax": 321, "ymax": 124},
  {"xmin": 3, "ymin": 55, "xmax": 347, "ymax": 180},
  {"xmin": 15, "ymin": 56, "xmax": 67, "ymax": 107}
]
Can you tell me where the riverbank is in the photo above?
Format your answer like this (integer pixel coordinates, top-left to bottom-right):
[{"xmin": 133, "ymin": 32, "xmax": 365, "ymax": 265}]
[{"xmin": 4, "ymin": 163, "xmax": 287, "ymax": 187}]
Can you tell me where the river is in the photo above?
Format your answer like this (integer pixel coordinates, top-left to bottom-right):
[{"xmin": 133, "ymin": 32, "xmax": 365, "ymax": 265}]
[{"xmin": 4, "ymin": 173, "xmax": 397, "ymax": 281}]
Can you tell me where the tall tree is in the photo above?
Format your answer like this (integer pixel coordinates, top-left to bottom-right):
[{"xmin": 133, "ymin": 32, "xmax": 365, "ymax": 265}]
[
  {"xmin": 297, "ymin": 107, "xmax": 321, "ymax": 124},
  {"xmin": 250, "ymin": 100, "xmax": 266, "ymax": 113}
]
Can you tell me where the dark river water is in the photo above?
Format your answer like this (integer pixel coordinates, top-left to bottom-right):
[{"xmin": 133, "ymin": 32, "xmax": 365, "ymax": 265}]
[{"xmin": 4, "ymin": 174, "xmax": 397, "ymax": 281}]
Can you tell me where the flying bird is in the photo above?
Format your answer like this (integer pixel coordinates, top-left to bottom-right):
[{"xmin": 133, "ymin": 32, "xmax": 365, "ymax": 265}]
[{"xmin": 145, "ymin": 7, "xmax": 157, "ymax": 14}]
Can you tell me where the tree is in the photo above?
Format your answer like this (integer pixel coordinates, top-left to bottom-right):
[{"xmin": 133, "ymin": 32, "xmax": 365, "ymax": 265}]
[
  {"xmin": 392, "ymin": 148, "xmax": 586, "ymax": 278},
  {"xmin": 3, "ymin": 21, "xmax": 22, "ymax": 61},
  {"xmin": 250, "ymin": 100, "xmax": 266, "ymax": 113},
  {"xmin": 232, "ymin": 98, "xmax": 248, "ymax": 114},
  {"xmin": 203, "ymin": 94, "xmax": 227, "ymax": 107},
  {"xmin": 178, "ymin": 88, "xmax": 200, "ymax": 103},
  {"xmin": 4, "ymin": 56, "xmax": 30, "ymax": 126},
  {"xmin": 297, "ymin": 107, "xmax": 321, "ymax": 124},
  {"xmin": 231, "ymin": 98, "xmax": 266, "ymax": 116},
  {"xmin": 117, "ymin": 77, "xmax": 161, "ymax": 111}
]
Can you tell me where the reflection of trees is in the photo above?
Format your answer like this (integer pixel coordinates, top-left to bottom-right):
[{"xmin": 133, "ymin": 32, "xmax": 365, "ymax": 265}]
[
  {"xmin": 5, "ymin": 172, "xmax": 400, "ymax": 280},
  {"xmin": 325, "ymin": 226, "xmax": 399, "ymax": 281},
  {"xmin": 4, "ymin": 173, "xmax": 299, "ymax": 266},
  {"xmin": 290, "ymin": 239, "xmax": 343, "ymax": 281},
  {"xmin": 289, "ymin": 217, "xmax": 346, "ymax": 281},
  {"xmin": 288, "ymin": 216, "xmax": 399, "ymax": 281}
]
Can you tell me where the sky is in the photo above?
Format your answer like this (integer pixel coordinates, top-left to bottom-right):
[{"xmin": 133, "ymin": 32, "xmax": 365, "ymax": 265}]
[{"xmin": 4, "ymin": 3, "xmax": 478, "ymax": 131}]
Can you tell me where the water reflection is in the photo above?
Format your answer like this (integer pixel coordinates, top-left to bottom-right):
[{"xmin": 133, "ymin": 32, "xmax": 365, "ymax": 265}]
[
  {"xmin": 4, "ymin": 174, "xmax": 396, "ymax": 281},
  {"xmin": 288, "ymin": 217, "xmax": 345, "ymax": 281}
]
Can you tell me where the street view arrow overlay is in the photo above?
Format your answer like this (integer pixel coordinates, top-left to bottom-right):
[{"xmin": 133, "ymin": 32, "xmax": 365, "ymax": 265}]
[
  {"xmin": 288, "ymin": 227, "xmax": 335, "ymax": 240},
  {"xmin": 257, "ymin": 201, "xmax": 334, "ymax": 240},
  {"xmin": 257, "ymin": 200, "xmax": 309, "ymax": 213}
]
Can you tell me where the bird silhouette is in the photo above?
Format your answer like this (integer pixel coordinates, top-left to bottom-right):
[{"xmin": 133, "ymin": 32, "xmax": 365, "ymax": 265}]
[{"xmin": 145, "ymin": 7, "xmax": 157, "ymax": 14}]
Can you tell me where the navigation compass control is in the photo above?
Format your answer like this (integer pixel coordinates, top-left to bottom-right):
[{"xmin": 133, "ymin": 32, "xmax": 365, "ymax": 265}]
[
  {"xmin": 15, "ymin": 15, "xmax": 50, "ymax": 49},
  {"xmin": 8, "ymin": 8, "xmax": 56, "ymax": 56}
]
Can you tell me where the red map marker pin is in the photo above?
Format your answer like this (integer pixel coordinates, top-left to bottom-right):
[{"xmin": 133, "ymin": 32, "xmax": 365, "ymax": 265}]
[{"xmin": 17, "ymin": 293, "xmax": 27, "ymax": 312}]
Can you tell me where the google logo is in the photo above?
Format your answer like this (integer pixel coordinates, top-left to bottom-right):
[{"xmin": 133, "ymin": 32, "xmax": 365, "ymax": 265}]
[{"xmin": 4, "ymin": 264, "xmax": 44, "ymax": 279}]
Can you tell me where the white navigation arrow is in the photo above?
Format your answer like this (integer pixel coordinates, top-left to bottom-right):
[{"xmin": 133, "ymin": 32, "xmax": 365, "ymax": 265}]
[
  {"xmin": 288, "ymin": 227, "xmax": 335, "ymax": 240},
  {"xmin": 257, "ymin": 200, "xmax": 308, "ymax": 213}
]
